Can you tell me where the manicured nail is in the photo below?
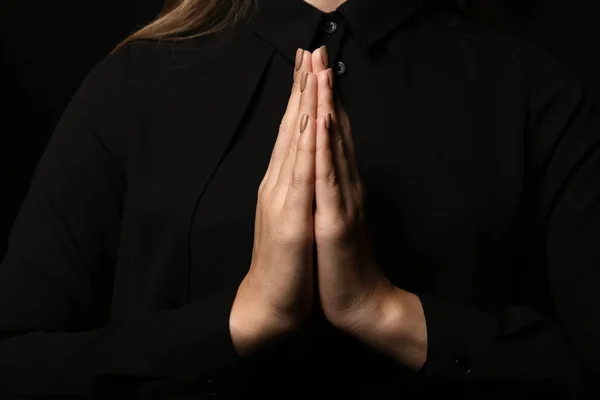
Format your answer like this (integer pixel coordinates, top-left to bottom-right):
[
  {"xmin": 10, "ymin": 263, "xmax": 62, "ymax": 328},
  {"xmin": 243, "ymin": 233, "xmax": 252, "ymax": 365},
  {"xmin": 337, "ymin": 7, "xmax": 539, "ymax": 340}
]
[
  {"xmin": 327, "ymin": 68, "xmax": 334, "ymax": 89},
  {"xmin": 301, "ymin": 71, "xmax": 308, "ymax": 92},
  {"xmin": 326, "ymin": 113, "xmax": 331, "ymax": 130},
  {"xmin": 295, "ymin": 48, "xmax": 303, "ymax": 71},
  {"xmin": 319, "ymin": 45, "xmax": 328, "ymax": 67},
  {"xmin": 300, "ymin": 113, "xmax": 309, "ymax": 133}
]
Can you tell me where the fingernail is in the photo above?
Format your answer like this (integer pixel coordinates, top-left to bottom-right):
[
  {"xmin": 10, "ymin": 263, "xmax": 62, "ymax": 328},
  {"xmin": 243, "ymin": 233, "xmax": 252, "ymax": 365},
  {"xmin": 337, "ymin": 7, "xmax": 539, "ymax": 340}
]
[
  {"xmin": 295, "ymin": 48, "xmax": 303, "ymax": 71},
  {"xmin": 326, "ymin": 113, "xmax": 331, "ymax": 130},
  {"xmin": 300, "ymin": 113, "xmax": 309, "ymax": 133},
  {"xmin": 319, "ymin": 45, "xmax": 328, "ymax": 67},
  {"xmin": 301, "ymin": 71, "xmax": 308, "ymax": 93},
  {"xmin": 327, "ymin": 68, "xmax": 334, "ymax": 89}
]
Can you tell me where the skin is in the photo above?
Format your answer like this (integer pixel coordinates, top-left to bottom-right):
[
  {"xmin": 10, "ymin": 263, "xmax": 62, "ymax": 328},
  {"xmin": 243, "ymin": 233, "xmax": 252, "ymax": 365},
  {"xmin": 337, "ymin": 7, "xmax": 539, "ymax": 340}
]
[
  {"xmin": 303, "ymin": 0, "xmax": 348, "ymax": 13},
  {"xmin": 230, "ymin": 49, "xmax": 318, "ymax": 355},
  {"xmin": 310, "ymin": 47, "xmax": 428, "ymax": 371},
  {"xmin": 231, "ymin": 0, "xmax": 428, "ymax": 372},
  {"xmin": 231, "ymin": 45, "xmax": 427, "ymax": 370}
]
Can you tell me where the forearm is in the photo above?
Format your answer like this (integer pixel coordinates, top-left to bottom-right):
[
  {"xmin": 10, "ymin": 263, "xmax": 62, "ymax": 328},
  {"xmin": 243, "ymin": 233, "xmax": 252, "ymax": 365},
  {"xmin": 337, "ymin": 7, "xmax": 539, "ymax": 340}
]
[
  {"xmin": 0, "ymin": 287, "xmax": 240, "ymax": 395},
  {"xmin": 230, "ymin": 277, "xmax": 304, "ymax": 358},
  {"xmin": 340, "ymin": 285, "xmax": 587, "ymax": 395},
  {"xmin": 342, "ymin": 286, "xmax": 427, "ymax": 372}
]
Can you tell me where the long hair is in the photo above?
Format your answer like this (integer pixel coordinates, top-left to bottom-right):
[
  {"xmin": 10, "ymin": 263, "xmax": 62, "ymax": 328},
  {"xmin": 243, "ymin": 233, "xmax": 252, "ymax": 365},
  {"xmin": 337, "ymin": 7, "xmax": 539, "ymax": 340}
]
[{"xmin": 113, "ymin": 0, "xmax": 504, "ymax": 52}]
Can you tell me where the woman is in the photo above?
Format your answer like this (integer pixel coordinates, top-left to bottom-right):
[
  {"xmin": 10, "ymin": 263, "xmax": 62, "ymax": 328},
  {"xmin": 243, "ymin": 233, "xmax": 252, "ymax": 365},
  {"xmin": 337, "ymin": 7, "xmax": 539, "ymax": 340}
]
[{"xmin": 0, "ymin": 0, "xmax": 598, "ymax": 398}]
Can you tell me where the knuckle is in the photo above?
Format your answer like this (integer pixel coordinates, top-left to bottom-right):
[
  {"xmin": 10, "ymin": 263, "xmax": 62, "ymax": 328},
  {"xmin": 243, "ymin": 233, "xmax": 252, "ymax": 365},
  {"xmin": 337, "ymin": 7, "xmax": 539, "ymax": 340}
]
[
  {"xmin": 257, "ymin": 186, "xmax": 264, "ymax": 202},
  {"xmin": 291, "ymin": 77, "xmax": 300, "ymax": 93},
  {"xmin": 258, "ymin": 176, "xmax": 268, "ymax": 194},
  {"xmin": 320, "ymin": 218, "xmax": 349, "ymax": 241},
  {"xmin": 260, "ymin": 178, "xmax": 275, "ymax": 198},
  {"xmin": 317, "ymin": 103, "xmax": 330, "ymax": 118},
  {"xmin": 280, "ymin": 118, "xmax": 292, "ymax": 134},
  {"xmin": 272, "ymin": 224, "xmax": 305, "ymax": 246},
  {"xmin": 257, "ymin": 180, "xmax": 264, "ymax": 195},
  {"xmin": 288, "ymin": 137, "xmax": 298, "ymax": 154},
  {"xmin": 257, "ymin": 185, "xmax": 265, "ymax": 201},
  {"xmin": 297, "ymin": 139, "xmax": 315, "ymax": 155},
  {"xmin": 258, "ymin": 188, "xmax": 269, "ymax": 206},
  {"xmin": 318, "ymin": 70, "xmax": 329, "ymax": 85},
  {"xmin": 291, "ymin": 171, "xmax": 310, "ymax": 188},
  {"xmin": 295, "ymin": 136, "xmax": 306, "ymax": 151}
]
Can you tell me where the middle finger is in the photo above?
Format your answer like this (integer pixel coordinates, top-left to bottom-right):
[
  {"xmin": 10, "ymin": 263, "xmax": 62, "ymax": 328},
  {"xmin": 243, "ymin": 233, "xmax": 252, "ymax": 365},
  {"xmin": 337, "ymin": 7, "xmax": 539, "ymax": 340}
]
[
  {"xmin": 264, "ymin": 49, "xmax": 313, "ymax": 194},
  {"xmin": 316, "ymin": 69, "xmax": 354, "ymax": 211},
  {"xmin": 275, "ymin": 72, "xmax": 319, "ymax": 200}
]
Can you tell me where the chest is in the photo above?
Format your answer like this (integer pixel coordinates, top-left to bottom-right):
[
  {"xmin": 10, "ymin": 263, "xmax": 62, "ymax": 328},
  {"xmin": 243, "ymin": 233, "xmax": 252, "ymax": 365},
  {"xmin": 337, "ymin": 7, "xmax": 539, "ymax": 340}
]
[{"xmin": 119, "ymin": 49, "xmax": 532, "ymax": 312}]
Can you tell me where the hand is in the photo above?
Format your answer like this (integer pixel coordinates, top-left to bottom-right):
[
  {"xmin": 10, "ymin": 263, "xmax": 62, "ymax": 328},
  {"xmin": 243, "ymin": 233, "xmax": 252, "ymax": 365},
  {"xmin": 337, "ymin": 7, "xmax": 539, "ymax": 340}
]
[
  {"xmin": 310, "ymin": 46, "xmax": 395, "ymax": 333},
  {"xmin": 230, "ymin": 49, "xmax": 318, "ymax": 356}
]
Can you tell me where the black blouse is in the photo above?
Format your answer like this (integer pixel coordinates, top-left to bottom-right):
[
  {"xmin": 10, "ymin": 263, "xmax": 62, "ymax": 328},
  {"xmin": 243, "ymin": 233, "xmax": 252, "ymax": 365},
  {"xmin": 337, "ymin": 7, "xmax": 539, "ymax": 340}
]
[{"xmin": 1, "ymin": 0, "xmax": 599, "ymax": 398}]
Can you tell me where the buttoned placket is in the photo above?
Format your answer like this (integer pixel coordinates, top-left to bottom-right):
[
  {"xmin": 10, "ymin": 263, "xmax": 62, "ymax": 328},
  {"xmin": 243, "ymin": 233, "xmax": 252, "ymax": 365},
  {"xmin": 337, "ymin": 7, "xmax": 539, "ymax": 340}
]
[{"xmin": 314, "ymin": 12, "xmax": 347, "ymax": 80}]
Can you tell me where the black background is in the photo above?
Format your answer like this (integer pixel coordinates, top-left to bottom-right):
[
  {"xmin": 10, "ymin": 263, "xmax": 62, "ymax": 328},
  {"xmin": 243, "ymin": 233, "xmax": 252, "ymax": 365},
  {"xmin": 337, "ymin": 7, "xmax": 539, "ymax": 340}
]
[{"xmin": 1, "ymin": 0, "xmax": 599, "ymax": 258}]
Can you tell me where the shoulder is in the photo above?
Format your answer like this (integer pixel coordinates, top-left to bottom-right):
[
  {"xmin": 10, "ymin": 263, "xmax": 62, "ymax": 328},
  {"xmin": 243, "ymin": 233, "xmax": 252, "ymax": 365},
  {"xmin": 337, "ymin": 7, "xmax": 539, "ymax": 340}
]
[
  {"xmin": 122, "ymin": 23, "xmax": 263, "ymax": 85},
  {"xmin": 401, "ymin": 6, "xmax": 591, "ymax": 120},
  {"xmin": 415, "ymin": 8, "xmax": 583, "ymax": 92},
  {"xmin": 79, "ymin": 21, "xmax": 261, "ymax": 96}
]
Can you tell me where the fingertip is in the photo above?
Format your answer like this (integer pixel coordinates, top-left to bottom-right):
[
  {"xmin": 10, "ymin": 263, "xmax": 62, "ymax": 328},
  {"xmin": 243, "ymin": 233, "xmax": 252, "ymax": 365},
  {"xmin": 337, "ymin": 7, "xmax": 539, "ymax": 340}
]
[
  {"xmin": 317, "ymin": 70, "xmax": 329, "ymax": 89},
  {"xmin": 295, "ymin": 47, "xmax": 304, "ymax": 71},
  {"xmin": 311, "ymin": 48, "xmax": 326, "ymax": 72},
  {"xmin": 320, "ymin": 45, "xmax": 329, "ymax": 67},
  {"xmin": 327, "ymin": 68, "xmax": 334, "ymax": 89},
  {"xmin": 303, "ymin": 50, "xmax": 313, "ymax": 72}
]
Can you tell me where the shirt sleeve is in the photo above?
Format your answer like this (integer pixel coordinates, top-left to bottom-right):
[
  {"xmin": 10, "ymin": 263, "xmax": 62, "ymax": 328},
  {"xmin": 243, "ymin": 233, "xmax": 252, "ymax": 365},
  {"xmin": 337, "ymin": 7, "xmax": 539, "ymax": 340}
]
[
  {"xmin": 416, "ymin": 42, "xmax": 600, "ymax": 398},
  {"xmin": 0, "ymin": 44, "xmax": 244, "ymax": 397}
]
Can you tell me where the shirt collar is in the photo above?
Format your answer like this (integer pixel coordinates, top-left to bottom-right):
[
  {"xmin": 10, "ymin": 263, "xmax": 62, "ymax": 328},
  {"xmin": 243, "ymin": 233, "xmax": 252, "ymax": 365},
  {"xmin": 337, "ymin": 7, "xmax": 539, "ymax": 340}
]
[{"xmin": 250, "ymin": 0, "xmax": 425, "ymax": 64}]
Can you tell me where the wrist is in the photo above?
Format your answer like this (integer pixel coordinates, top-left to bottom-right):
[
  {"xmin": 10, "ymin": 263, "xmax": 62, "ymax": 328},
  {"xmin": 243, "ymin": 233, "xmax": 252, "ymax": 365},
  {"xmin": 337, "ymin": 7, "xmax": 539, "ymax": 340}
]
[
  {"xmin": 230, "ymin": 279, "xmax": 300, "ymax": 357},
  {"xmin": 371, "ymin": 287, "xmax": 415, "ymax": 341},
  {"xmin": 347, "ymin": 287, "xmax": 428, "ymax": 371},
  {"xmin": 333, "ymin": 278, "xmax": 398, "ymax": 338}
]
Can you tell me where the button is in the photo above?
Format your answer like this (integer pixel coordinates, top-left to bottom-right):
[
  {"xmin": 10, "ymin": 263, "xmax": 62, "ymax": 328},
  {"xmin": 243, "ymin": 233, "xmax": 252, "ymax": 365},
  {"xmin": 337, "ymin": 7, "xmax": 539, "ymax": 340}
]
[
  {"xmin": 336, "ymin": 61, "xmax": 347, "ymax": 75},
  {"xmin": 325, "ymin": 20, "xmax": 337, "ymax": 34},
  {"xmin": 454, "ymin": 357, "xmax": 472, "ymax": 376}
]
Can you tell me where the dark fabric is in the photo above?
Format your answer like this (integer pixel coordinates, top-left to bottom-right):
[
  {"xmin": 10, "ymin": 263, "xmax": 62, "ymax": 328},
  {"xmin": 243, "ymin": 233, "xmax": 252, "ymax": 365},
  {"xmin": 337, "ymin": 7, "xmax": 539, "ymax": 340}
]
[{"xmin": 1, "ymin": 0, "xmax": 598, "ymax": 398}]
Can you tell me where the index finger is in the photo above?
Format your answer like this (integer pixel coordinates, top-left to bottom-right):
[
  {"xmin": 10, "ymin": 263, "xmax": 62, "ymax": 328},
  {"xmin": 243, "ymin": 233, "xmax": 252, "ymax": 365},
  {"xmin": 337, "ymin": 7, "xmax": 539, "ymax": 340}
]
[{"xmin": 263, "ymin": 49, "xmax": 313, "ymax": 194}]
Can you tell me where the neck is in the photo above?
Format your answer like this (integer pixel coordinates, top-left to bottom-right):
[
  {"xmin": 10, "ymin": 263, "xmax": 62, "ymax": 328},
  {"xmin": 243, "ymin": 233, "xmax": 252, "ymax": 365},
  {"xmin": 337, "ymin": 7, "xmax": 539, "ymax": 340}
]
[{"xmin": 303, "ymin": 0, "xmax": 348, "ymax": 13}]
